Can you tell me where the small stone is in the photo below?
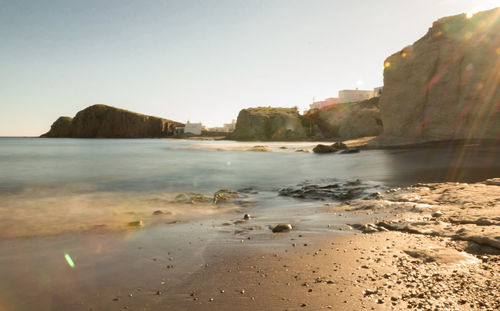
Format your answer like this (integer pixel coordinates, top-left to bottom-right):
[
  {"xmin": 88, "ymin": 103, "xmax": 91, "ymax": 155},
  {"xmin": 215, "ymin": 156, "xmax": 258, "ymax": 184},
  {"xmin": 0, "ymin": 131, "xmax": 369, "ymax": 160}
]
[
  {"xmin": 209, "ymin": 298, "xmax": 214, "ymax": 302},
  {"xmin": 431, "ymin": 211, "xmax": 443, "ymax": 218},
  {"xmin": 240, "ymin": 290, "xmax": 245, "ymax": 294},
  {"xmin": 243, "ymin": 214, "xmax": 251, "ymax": 220},
  {"xmin": 272, "ymin": 224, "xmax": 293, "ymax": 233},
  {"xmin": 128, "ymin": 220, "xmax": 143, "ymax": 227},
  {"xmin": 156, "ymin": 290, "xmax": 162, "ymax": 296}
]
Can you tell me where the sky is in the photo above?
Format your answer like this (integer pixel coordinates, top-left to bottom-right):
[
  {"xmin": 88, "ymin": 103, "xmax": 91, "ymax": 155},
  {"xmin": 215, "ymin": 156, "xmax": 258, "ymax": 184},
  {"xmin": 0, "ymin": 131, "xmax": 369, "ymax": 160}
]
[{"xmin": 0, "ymin": 0, "xmax": 498, "ymax": 136}]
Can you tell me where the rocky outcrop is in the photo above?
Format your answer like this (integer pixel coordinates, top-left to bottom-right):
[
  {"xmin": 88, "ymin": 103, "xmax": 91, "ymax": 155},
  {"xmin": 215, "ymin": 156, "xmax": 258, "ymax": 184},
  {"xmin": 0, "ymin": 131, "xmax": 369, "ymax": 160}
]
[
  {"xmin": 375, "ymin": 8, "xmax": 500, "ymax": 146},
  {"xmin": 309, "ymin": 97, "xmax": 383, "ymax": 139},
  {"xmin": 41, "ymin": 105, "xmax": 183, "ymax": 138},
  {"xmin": 228, "ymin": 107, "xmax": 308, "ymax": 141}
]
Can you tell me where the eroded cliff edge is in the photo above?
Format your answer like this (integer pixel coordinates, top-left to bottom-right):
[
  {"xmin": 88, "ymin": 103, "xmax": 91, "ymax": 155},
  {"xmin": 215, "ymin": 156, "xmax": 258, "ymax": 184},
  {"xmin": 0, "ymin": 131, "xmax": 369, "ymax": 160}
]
[
  {"xmin": 374, "ymin": 8, "xmax": 500, "ymax": 146},
  {"xmin": 41, "ymin": 105, "xmax": 183, "ymax": 138}
]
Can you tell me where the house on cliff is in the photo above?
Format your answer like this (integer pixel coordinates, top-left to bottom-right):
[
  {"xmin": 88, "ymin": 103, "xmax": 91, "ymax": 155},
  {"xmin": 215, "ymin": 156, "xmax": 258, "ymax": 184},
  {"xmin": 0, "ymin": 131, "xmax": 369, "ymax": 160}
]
[{"xmin": 311, "ymin": 87, "xmax": 383, "ymax": 110}]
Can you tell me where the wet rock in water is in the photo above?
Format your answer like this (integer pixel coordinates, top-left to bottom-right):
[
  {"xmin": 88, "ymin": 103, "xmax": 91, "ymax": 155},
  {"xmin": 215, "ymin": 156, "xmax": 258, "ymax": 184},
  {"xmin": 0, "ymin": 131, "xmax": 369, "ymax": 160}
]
[
  {"xmin": 128, "ymin": 220, "xmax": 144, "ymax": 227},
  {"xmin": 340, "ymin": 148, "xmax": 360, "ymax": 154},
  {"xmin": 331, "ymin": 141, "xmax": 348, "ymax": 149},
  {"xmin": 272, "ymin": 224, "xmax": 293, "ymax": 233},
  {"xmin": 295, "ymin": 149, "xmax": 310, "ymax": 153},
  {"xmin": 248, "ymin": 145, "xmax": 271, "ymax": 152},
  {"xmin": 279, "ymin": 179, "xmax": 373, "ymax": 201},
  {"xmin": 279, "ymin": 146, "xmax": 288, "ymax": 149},
  {"xmin": 153, "ymin": 210, "xmax": 164, "ymax": 215},
  {"xmin": 174, "ymin": 193, "xmax": 211, "ymax": 204},
  {"xmin": 243, "ymin": 214, "xmax": 251, "ymax": 220},
  {"xmin": 190, "ymin": 194, "xmax": 212, "ymax": 203},
  {"xmin": 313, "ymin": 144, "xmax": 338, "ymax": 153},
  {"xmin": 213, "ymin": 189, "xmax": 240, "ymax": 205}
]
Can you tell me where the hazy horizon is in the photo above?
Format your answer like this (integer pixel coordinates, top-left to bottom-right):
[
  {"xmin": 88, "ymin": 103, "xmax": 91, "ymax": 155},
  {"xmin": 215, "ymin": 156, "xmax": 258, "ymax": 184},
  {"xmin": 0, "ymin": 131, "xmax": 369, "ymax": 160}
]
[{"xmin": 1, "ymin": 0, "xmax": 498, "ymax": 136}]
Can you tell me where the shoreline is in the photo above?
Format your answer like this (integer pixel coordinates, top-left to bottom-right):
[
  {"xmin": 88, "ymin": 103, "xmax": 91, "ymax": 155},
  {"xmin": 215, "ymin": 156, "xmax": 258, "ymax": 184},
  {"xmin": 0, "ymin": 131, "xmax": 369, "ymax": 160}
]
[{"xmin": 0, "ymin": 178, "xmax": 498, "ymax": 310}]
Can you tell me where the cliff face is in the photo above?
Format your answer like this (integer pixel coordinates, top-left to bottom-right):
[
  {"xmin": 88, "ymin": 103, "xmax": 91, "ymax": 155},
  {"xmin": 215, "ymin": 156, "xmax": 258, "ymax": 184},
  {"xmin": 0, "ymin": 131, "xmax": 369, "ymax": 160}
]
[
  {"xmin": 229, "ymin": 107, "xmax": 308, "ymax": 141},
  {"xmin": 41, "ymin": 105, "xmax": 183, "ymax": 138},
  {"xmin": 376, "ymin": 8, "xmax": 500, "ymax": 146},
  {"xmin": 311, "ymin": 97, "xmax": 383, "ymax": 139}
]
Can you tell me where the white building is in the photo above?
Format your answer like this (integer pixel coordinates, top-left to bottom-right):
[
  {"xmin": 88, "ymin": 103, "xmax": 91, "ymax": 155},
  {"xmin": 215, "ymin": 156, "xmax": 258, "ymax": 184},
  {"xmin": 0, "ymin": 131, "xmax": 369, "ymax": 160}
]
[
  {"xmin": 184, "ymin": 121, "xmax": 203, "ymax": 135},
  {"xmin": 338, "ymin": 89, "xmax": 374, "ymax": 103},
  {"xmin": 208, "ymin": 120, "xmax": 236, "ymax": 132}
]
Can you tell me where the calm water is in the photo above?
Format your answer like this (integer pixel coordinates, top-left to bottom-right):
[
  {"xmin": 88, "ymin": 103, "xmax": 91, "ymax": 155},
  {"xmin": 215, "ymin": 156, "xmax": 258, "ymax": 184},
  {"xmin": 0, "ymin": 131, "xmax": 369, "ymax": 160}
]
[{"xmin": 0, "ymin": 137, "xmax": 498, "ymax": 237}]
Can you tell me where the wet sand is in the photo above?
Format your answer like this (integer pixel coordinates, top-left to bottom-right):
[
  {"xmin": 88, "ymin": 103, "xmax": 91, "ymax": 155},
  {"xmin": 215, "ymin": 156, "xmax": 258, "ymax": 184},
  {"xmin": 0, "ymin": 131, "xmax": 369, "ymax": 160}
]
[{"xmin": 1, "ymin": 179, "xmax": 498, "ymax": 310}]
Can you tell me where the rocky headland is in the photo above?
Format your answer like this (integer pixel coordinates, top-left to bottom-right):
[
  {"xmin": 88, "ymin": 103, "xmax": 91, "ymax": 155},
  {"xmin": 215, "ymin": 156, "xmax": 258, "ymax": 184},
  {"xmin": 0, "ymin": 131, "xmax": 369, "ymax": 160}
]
[
  {"xmin": 374, "ymin": 8, "xmax": 500, "ymax": 146},
  {"xmin": 41, "ymin": 105, "xmax": 183, "ymax": 138},
  {"xmin": 228, "ymin": 107, "xmax": 309, "ymax": 141}
]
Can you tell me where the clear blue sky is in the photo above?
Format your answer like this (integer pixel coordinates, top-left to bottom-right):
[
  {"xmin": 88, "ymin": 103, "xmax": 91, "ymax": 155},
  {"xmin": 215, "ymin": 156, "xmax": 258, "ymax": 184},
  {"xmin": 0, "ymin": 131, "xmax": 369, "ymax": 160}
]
[{"xmin": 0, "ymin": 0, "xmax": 498, "ymax": 136}]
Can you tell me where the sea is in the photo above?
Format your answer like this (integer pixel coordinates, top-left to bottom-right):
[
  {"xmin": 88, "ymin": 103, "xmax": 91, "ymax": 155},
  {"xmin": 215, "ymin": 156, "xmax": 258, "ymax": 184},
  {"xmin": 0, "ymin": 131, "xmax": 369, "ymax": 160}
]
[{"xmin": 0, "ymin": 137, "xmax": 499, "ymax": 238}]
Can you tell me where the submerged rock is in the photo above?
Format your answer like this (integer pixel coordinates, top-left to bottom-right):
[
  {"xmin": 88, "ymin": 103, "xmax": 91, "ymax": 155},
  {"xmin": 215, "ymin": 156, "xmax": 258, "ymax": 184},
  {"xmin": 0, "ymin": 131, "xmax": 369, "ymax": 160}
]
[{"xmin": 340, "ymin": 148, "xmax": 360, "ymax": 154}]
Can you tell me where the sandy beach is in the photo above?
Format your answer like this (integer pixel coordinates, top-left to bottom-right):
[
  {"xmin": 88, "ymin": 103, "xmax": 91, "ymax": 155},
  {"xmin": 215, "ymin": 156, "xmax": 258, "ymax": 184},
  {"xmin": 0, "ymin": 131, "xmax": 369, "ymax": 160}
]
[{"xmin": 1, "ymin": 175, "xmax": 498, "ymax": 311}]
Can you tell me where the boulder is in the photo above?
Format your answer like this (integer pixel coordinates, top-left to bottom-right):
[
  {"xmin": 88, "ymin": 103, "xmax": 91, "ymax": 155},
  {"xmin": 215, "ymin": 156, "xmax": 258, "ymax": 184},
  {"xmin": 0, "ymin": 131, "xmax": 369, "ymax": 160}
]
[
  {"xmin": 375, "ymin": 8, "xmax": 500, "ymax": 146},
  {"xmin": 313, "ymin": 144, "xmax": 337, "ymax": 153},
  {"xmin": 41, "ymin": 105, "xmax": 182, "ymax": 138},
  {"xmin": 271, "ymin": 224, "xmax": 293, "ymax": 233}
]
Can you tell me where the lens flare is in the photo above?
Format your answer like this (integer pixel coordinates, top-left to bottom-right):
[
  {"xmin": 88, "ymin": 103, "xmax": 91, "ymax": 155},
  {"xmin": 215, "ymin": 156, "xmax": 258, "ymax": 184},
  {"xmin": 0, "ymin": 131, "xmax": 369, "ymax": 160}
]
[
  {"xmin": 401, "ymin": 52, "xmax": 407, "ymax": 58},
  {"xmin": 466, "ymin": 12, "xmax": 473, "ymax": 19},
  {"xmin": 64, "ymin": 253, "xmax": 75, "ymax": 268},
  {"xmin": 384, "ymin": 62, "xmax": 391, "ymax": 68}
]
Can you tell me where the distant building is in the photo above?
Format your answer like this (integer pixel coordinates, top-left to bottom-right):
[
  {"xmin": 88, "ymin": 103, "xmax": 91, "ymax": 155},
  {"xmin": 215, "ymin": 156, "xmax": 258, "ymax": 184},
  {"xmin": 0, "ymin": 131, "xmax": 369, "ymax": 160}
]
[
  {"xmin": 223, "ymin": 120, "xmax": 236, "ymax": 132},
  {"xmin": 338, "ymin": 89, "xmax": 374, "ymax": 103},
  {"xmin": 184, "ymin": 121, "xmax": 203, "ymax": 135},
  {"xmin": 208, "ymin": 120, "xmax": 236, "ymax": 132}
]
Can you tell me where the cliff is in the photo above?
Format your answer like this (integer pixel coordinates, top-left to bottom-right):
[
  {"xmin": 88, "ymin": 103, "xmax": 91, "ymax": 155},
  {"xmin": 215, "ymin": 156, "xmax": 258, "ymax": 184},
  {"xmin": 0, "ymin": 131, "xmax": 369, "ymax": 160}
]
[
  {"xmin": 308, "ymin": 97, "xmax": 383, "ymax": 139},
  {"xmin": 375, "ymin": 8, "xmax": 500, "ymax": 146},
  {"xmin": 228, "ymin": 107, "xmax": 308, "ymax": 141},
  {"xmin": 41, "ymin": 105, "xmax": 183, "ymax": 138}
]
